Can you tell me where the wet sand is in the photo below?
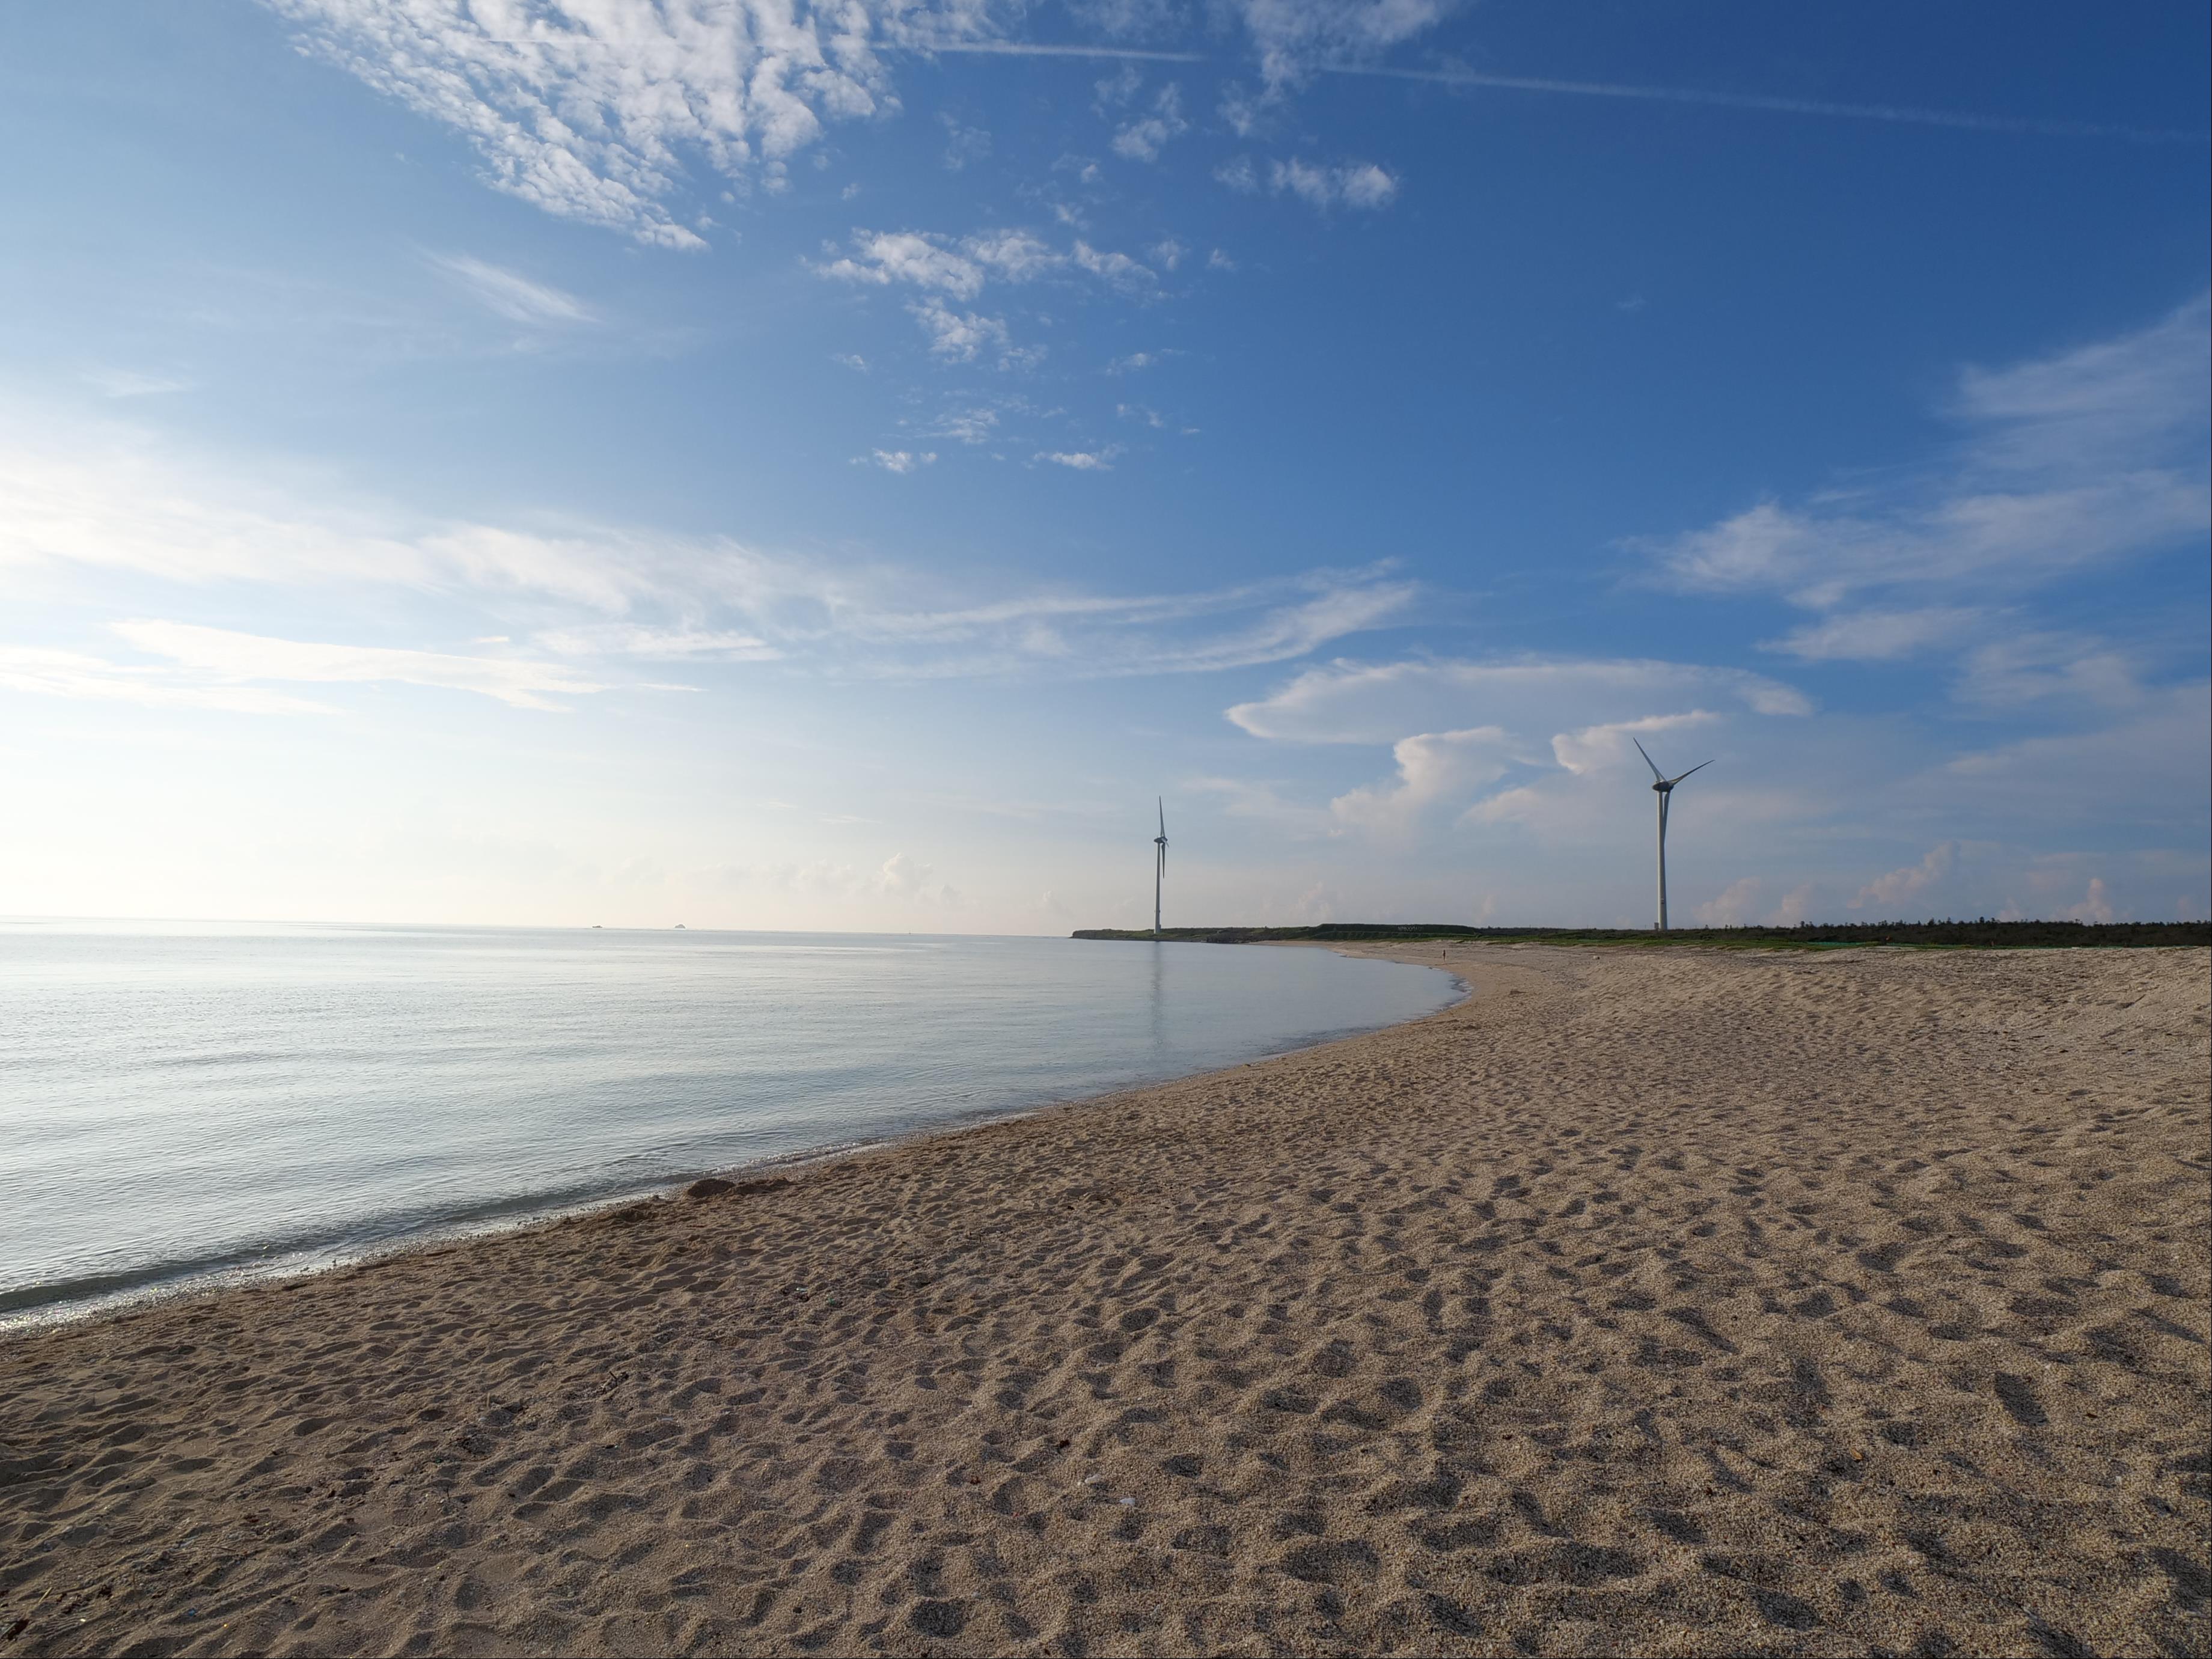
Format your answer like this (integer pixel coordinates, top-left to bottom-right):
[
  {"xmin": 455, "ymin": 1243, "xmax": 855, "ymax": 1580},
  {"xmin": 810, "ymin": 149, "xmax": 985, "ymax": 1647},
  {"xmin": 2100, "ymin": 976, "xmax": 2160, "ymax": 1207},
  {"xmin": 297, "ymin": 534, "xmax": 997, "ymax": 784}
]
[{"xmin": 2, "ymin": 943, "xmax": 2207, "ymax": 1657}]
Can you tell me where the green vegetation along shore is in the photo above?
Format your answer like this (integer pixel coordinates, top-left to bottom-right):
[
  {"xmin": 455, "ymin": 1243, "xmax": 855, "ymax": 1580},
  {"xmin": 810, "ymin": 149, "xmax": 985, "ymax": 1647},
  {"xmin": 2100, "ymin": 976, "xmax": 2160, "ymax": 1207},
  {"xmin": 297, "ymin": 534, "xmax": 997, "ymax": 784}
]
[{"xmin": 1072, "ymin": 920, "xmax": 2211, "ymax": 949}]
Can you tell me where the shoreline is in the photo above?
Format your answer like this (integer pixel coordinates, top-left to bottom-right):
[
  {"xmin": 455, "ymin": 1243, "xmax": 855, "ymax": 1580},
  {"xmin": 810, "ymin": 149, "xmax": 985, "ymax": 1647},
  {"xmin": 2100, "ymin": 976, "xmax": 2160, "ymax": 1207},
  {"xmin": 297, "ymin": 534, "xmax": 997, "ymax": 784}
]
[
  {"xmin": 3, "ymin": 943, "xmax": 2204, "ymax": 1657},
  {"xmin": 1, "ymin": 949, "xmax": 1470, "ymax": 1336}
]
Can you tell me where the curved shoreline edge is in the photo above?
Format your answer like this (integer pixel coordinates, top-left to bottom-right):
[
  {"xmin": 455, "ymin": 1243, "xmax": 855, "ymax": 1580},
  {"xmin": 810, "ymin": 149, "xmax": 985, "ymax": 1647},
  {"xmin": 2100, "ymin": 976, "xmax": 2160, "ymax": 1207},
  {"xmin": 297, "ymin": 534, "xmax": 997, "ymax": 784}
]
[{"xmin": 1, "ymin": 947, "xmax": 1469, "ymax": 1335}]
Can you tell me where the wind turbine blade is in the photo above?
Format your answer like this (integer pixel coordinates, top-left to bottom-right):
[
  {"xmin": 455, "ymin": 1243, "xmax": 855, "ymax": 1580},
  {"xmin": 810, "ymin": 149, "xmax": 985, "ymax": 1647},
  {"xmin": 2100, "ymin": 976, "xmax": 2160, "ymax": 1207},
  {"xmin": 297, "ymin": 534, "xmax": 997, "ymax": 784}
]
[
  {"xmin": 1670, "ymin": 760, "xmax": 1714, "ymax": 784},
  {"xmin": 1631, "ymin": 737, "xmax": 1664, "ymax": 783},
  {"xmin": 1158, "ymin": 797, "xmax": 1165, "ymax": 838}
]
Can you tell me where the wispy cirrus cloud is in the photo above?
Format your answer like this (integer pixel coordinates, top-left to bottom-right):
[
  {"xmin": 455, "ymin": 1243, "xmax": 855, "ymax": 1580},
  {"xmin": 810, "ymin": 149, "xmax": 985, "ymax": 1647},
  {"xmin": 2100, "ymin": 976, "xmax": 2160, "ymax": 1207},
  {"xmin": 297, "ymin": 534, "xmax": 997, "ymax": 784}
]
[
  {"xmin": 1228, "ymin": 655, "xmax": 1810, "ymax": 744},
  {"xmin": 426, "ymin": 252, "xmax": 596, "ymax": 325},
  {"xmin": 1761, "ymin": 606, "xmax": 1982, "ymax": 662},
  {"xmin": 115, "ymin": 620, "xmax": 614, "ymax": 710},
  {"xmin": 0, "ymin": 409, "xmax": 1414, "ymax": 691},
  {"xmin": 0, "ymin": 643, "xmax": 332, "ymax": 715},
  {"xmin": 1954, "ymin": 632, "xmax": 2149, "ymax": 710},
  {"xmin": 1642, "ymin": 296, "xmax": 2211, "ymax": 655},
  {"xmin": 0, "ymin": 623, "xmax": 617, "ymax": 716}
]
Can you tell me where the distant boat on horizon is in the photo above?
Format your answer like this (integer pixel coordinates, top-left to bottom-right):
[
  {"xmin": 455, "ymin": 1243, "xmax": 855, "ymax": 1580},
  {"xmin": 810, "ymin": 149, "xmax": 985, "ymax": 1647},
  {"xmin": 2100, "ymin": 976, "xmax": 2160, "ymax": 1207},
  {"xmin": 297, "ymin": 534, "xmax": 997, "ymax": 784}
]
[{"xmin": 673, "ymin": 924, "xmax": 686, "ymax": 929}]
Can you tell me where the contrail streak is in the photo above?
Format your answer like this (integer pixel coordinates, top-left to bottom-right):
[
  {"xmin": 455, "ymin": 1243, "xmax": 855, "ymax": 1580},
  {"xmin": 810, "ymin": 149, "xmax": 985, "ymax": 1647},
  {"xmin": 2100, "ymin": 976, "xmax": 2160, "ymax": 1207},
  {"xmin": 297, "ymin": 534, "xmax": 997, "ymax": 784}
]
[
  {"xmin": 1324, "ymin": 65, "xmax": 2208, "ymax": 144},
  {"xmin": 908, "ymin": 41, "xmax": 1205, "ymax": 63},
  {"xmin": 458, "ymin": 31, "xmax": 2204, "ymax": 144}
]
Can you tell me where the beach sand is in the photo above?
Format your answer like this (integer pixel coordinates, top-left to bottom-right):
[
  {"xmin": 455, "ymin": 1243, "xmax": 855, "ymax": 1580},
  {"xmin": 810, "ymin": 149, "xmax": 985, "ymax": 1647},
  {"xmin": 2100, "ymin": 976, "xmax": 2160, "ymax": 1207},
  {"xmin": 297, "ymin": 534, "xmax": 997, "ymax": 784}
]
[{"xmin": 3, "ymin": 943, "xmax": 2207, "ymax": 1657}]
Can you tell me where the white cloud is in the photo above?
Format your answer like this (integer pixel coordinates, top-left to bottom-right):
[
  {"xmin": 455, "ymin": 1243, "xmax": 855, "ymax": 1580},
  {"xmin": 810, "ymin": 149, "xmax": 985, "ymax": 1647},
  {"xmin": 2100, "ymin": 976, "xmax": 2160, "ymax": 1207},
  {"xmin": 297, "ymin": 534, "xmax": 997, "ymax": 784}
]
[
  {"xmin": 1767, "ymin": 882, "xmax": 1815, "ymax": 925},
  {"xmin": 875, "ymin": 851, "xmax": 959, "ymax": 903},
  {"xmin": 1761, "ymin": 606, "xmax": 1980, "ymax": 661},
  {"xmin": 2062, "ymin": 876, "xmax": 2115, "ymax": 924},
  {"xmin": 1694, "ymin": 875, "xmax": 1764, "ymax": 926},
  {"xmin": 966, "ymin": 228, "xmax": 1063, "ymax": 282},
  {"xmin": 1218, "ymin": 82, "xmax": 1262, "ymax": 137},
  {"xmin": 1228, "ymin": 656, "xmax": 1810, "ymax": 744},
  {"xmin": 1955, "ymin": 632, "xmax": 2146, "ymax": 709},
  {"xmin": 1225, "ymin": 656, "xmax": 1813, "ymax": 851},
  {"xmin": 863, "ymin": 449, "xmax": 937, "ymax": 473},
  {"xmin": 1093, "ymin": 62, "xmax": 1143, "ymax": 108},
  {"xmin": 114, "ymin": 620, "xmax": 612, "ymax": 710},
  {"xmin": 1336, "ymin": 163, "xmax": 1400, "ymax": 209},
  {"xmin": 1269, "ymin": 157, "xmax": 1399, "ymax": 210},
  {"xmin": 928, "ymin": 405, "xmax": 1001, "ymax": 443},
  {"xmin": 822, "ymin": 231, "xmax": 986, "ymax": 299},
  {"xmin": 0, "ymin": 423, "xmax": 436, "ymax": 591},
  {"xmin": 909, "ymin": 299, "xmax": 1018, "ymax": 363},
  {"xmin": 1214, "ymin": 156, "xmax": 1259, "ymax": 192},
  {"xmin": 1070, "ymin": 240, "xmax": 1156, "ymax": 292},
  {"xmin": 1149, "ymin": 238, "xmax": 1186, "ymax": 270},
  {"xmin": 533, "ymin": 625, "xmax": 780, "ymax": 661},
  {"xmin": 1545, "ymin": 710, "xmax": 1721, "ymax": 778},
  {"xmin": 1328, "ymin": 727, "xmax": 1512, "ymax": 834},
  {"xmin": 1207, "ymin": 248, "xmax": 1236, "ymax": 271},
  {"xmin": 1111, "ymin": 84, "xmax": 1188, "ymax": 162},
  {"xmin": 1853, "ymin": 842, "xmax": 1959, "ymax": 911},
  {"xmin": 426, "ymin": 253, "xmax": 595, "ymax": 325},
  {"xmin": 819, "ymin": 227, "xmax": 1153, "ymax": 311},
  {"xmin": 0, "ymin": 643, "xmax": 332, "ymax": 715},
  {"xmin": 1035, "ymin": 448, "xmax": 1115, "ymax": 470},
  {"xmin": 1227, "ymin": 0, "xmax": 1462, "ymax": 89},
  {"xmin": 265, "ymin": 0, "xmax": 964, "ymax": 246},
  {"xmin": 831, "ymin": 352, "xmax": 869, "ymax": 371},
  {"xmin": 1640, "ymin": 296, "xmax": 2210, "ymax": 617}
]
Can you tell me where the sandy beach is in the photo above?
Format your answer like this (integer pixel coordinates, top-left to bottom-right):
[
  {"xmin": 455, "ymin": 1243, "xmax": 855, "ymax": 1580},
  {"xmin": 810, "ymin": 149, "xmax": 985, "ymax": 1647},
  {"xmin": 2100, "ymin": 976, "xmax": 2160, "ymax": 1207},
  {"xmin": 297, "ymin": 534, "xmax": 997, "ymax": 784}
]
[{"xmin": 3, "ymin": 942, "xmax": 2206, "ymax": 1658}]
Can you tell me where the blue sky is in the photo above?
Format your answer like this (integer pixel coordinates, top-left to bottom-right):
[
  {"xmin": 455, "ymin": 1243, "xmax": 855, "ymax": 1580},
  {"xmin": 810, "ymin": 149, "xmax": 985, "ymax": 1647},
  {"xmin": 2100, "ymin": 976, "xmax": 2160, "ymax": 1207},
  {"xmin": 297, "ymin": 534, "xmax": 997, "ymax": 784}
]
[{"xmin": 2, "ymin": 0, "xmax": 2205, "ymax": 930}]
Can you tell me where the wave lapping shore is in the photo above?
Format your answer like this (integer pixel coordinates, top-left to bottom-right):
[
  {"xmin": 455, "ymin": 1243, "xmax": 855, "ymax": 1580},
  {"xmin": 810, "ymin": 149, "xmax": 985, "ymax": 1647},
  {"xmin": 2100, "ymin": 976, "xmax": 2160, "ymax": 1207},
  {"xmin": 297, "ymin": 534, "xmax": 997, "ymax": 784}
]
[{"xmin": 3, "ymin": 944, "xmax": 2207, "ymax": 1656}]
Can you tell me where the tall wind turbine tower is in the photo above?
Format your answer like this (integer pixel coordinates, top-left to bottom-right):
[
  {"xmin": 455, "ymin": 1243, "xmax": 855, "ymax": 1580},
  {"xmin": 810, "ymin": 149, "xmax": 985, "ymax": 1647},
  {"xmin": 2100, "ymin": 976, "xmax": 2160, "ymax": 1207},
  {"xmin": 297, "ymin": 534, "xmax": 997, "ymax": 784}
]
[
  {"xmin": 1633, "ymin": 739, "xmax": 1711, "ymax": 933},
  {"xmin": 1152, "ymin": 799, "xmax": 1169, "ymax": 938}
]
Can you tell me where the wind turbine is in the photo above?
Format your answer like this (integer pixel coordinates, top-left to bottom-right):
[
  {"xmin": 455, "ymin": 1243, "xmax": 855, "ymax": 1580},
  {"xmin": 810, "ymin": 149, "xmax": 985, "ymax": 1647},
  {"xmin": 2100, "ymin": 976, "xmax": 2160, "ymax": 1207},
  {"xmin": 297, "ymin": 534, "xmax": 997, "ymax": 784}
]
[
  {"xmin": 1152, "ymin": 798, "xmax": 1169, "ymax": 938},
  {"xmin": 1633, "ymin": 739, "xmax": 1711, "ymax": 933}
]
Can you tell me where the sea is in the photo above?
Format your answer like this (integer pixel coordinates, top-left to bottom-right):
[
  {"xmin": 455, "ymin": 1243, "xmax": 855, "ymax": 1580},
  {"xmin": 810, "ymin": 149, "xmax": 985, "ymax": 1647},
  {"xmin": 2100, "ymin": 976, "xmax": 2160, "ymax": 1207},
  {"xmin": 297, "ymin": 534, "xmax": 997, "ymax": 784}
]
[{"xmin": 0, "ymin": 921, "xmax": 1459, "ymax": 1325}]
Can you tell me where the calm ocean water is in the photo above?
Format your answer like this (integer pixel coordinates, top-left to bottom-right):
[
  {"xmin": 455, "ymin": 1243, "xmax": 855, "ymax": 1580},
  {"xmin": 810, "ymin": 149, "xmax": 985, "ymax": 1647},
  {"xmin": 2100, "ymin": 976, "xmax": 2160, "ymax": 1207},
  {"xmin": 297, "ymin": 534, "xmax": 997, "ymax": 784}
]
[{"xmin": 1, "ymin": 922, "xmax": 1457, "ymax": 1323}]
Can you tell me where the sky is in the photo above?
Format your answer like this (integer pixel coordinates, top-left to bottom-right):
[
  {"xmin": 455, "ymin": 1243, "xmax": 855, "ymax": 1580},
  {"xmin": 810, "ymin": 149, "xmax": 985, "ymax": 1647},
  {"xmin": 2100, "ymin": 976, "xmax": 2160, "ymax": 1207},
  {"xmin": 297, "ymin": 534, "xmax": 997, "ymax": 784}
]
[{"xmin": 1, "ymin": 1, "xmax": 2206, "ymax": 933}]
